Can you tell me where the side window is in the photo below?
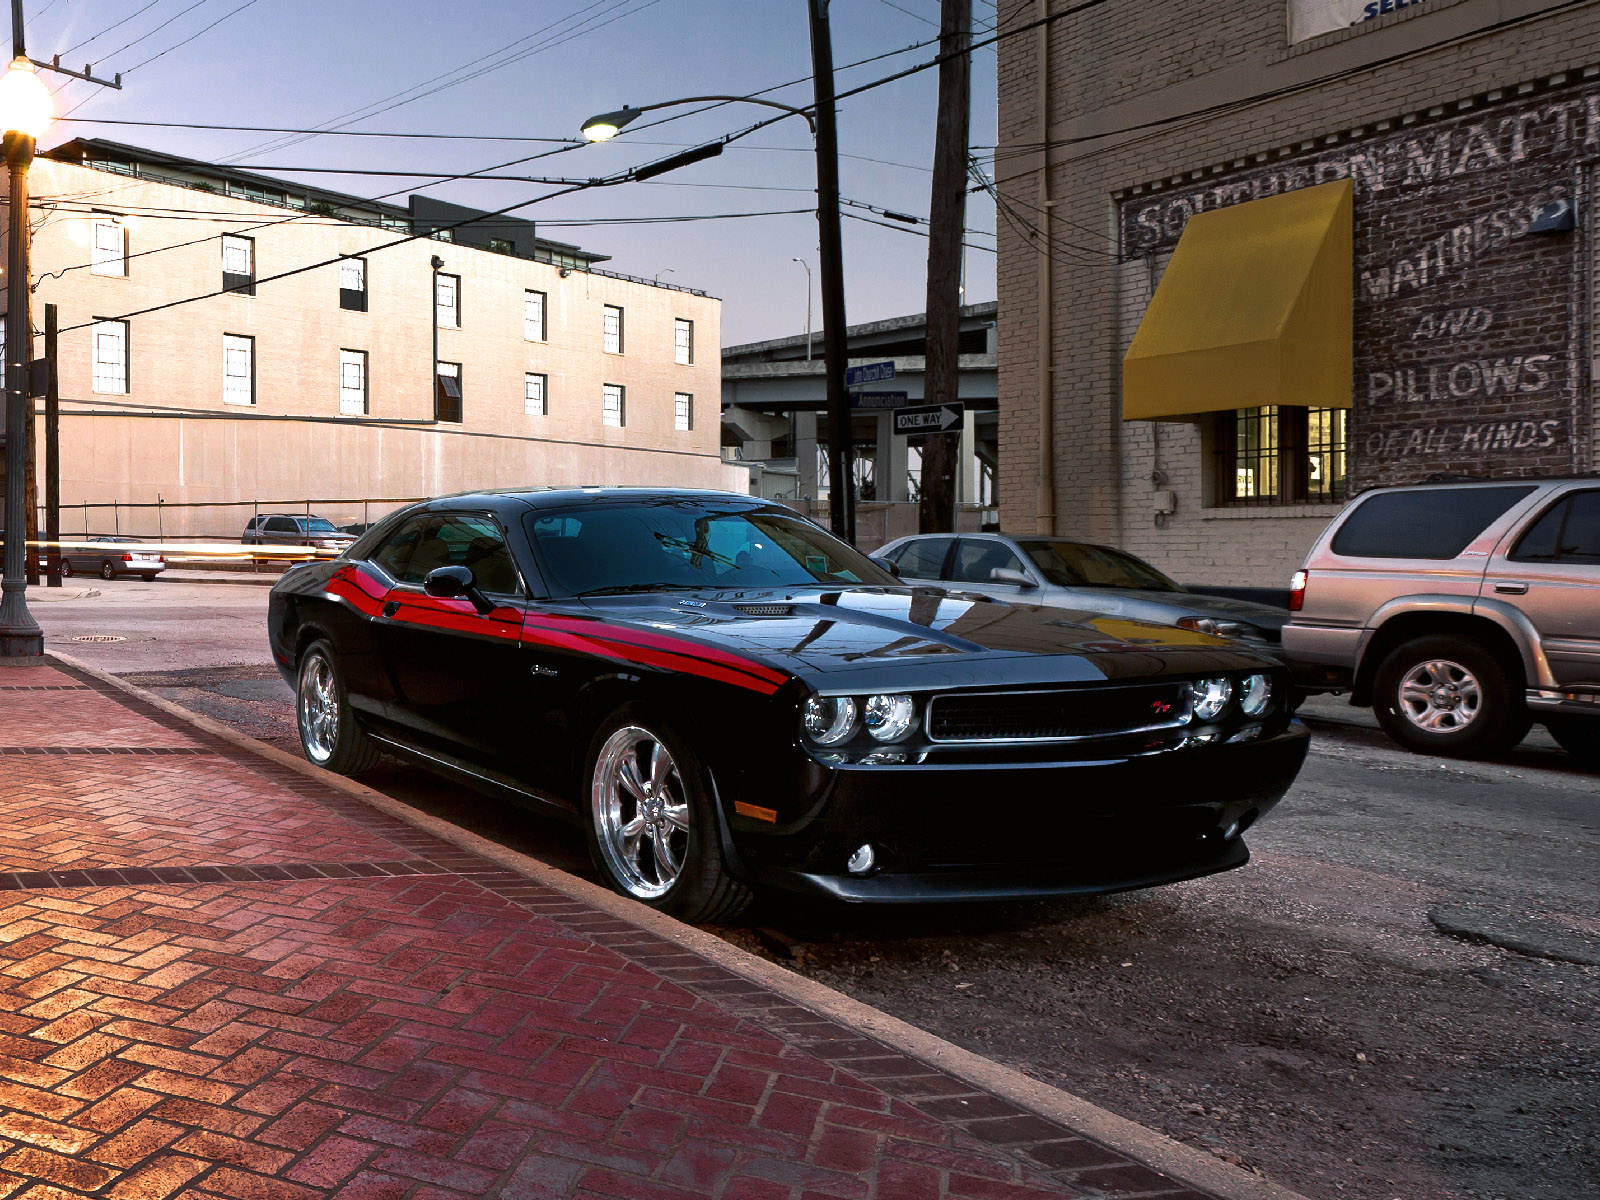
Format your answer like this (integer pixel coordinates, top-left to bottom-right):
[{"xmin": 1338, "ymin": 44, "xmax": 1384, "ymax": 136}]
[
  {"xmin": 376, "ymin": 514, "xmax": 521, "ymax": 591},
  {"xmin": 1511, "ymin": 491, "xmax": 1600, "ymax": 564},
  {"xmin": 893, "ymin": 537, "xmax": 954, "ymax": 580},
  {"xmin": 264, "ymin": 517, "xmax": 297, "ymax": 533},
  {"xmin": 369, "ymin": 516, "xmax": 431, "ymax": 582},
  {"xmin": 951, "ymin": 539, "xmax": 1026, "ymax": 585},
  {"xmin": 1330, "ymin": 487, "xmax": 1537, "ymax": 560}
]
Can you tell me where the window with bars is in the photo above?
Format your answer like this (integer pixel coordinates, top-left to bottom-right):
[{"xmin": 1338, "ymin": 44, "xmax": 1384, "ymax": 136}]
[
  {"xmin": 436, "ymin": 273, "xmax": 460, "ymax": 327},
  {"xmin": 339, "ymin": 349, "xmax": 367, "ymax": 415},
  {"xmin": 1215, "ymin": 406, "xmax": 1348, "ymax": 506},
  {"xmin": 91, "ymin": 215, "xmax": 126, "ymax": 277},
  {"xmin": 602, "ymin": 383, "xmax": 625, "ymax": 427},
  {"xmin": 674, "ymin": 318, "xmax": 693, "ymax": 365},
  {"xmin": 524, "ymin": 290, "xmax": 547, "ymax": 341},
  {"xmin": 525, "ymin": 373, "xmax": 547, "ymax": 416},
  {"xmin": 223, "ymin": 334, "xmax": 254, "ymax": 406},
  {"xmin": 221, "ymin": 235, "xmax": 255, "ymax": 295},
  {"xmin": 436, "ymin": 361, "xmax": 462, "ymax": 423},
  {"xmin": 603, "ymin": 305, "xmax": 623, "ymax": 354},
  {"xmin": 92, "ymin": 319, "xmax": 128, "ymax": 394},
  {"xmin": 339, "ymin": 257, "xmax": 367, "ymax": 311},
  {"xmin": 674, "ymin": 392, "xmax": 693, "ymax": 432}
]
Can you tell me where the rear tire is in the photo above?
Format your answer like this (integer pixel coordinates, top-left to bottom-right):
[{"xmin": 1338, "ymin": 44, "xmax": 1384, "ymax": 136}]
[
  {"xmin": 296, "ymin": 639, "xmax": 382, "ymax": 776},
  {"xmin": 584, "ymin": 707, "xmax": 752, "ymax": 923},
  {"xmin": 99, "ymin": 560, "xmax": 116, "ymax": 581},
  {"xmin": 1544, "ymin": 716, "xmax": 1600, "ymax": 767},
  {"xmin": 58, "ymin": 559, "xmax": 72, "ymax": 579},
  {"xmin": 139, "ymin": 573, "xmax": 157, "ymax": 582},
  {"xmin": 1373, "ymin": 635, "xmax": 1529, "ymax": 759}
]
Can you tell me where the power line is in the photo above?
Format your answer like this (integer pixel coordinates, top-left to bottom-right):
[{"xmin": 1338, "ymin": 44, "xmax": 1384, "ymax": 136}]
[
  {"xmin": 120, "ymin": 0, "xmax": 264, "ymax": 74},
  {"xmin": 55, "ymin": 116, "xmax": 581, "ymax": 143},
  {"xmin": 59, "ymin": 0, "xmax": 166, "ymax": 57},
  {"xmin": 843, "ymin": 209, "xmax": 996, "ymax": 251}
]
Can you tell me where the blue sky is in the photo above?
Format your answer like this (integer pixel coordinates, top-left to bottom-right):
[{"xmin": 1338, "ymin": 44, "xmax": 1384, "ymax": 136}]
[{"xmin": 31, "ymin": 0, "xmax": 999, "ymax": 345}]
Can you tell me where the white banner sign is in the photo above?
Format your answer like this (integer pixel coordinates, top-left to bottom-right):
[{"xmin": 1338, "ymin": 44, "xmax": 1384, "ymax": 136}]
[{"xmin": 1289, "ymin": 0, "xmax": 1430, "ymax": 43}]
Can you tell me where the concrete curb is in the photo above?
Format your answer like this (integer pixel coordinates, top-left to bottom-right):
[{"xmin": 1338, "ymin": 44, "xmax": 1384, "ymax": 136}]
[{"xmin": 49, "ymin": 649, "xmax": 1315, "ymax": 1200}]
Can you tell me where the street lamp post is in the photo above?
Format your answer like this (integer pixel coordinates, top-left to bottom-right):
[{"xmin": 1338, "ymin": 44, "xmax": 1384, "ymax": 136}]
[
  {"xmin": 792, "ymin": 258, "xmax": 812, "ymax": 361},
  {"xmin": 0, "ymin": 45, "xmax": 49, "ymax": 660}
]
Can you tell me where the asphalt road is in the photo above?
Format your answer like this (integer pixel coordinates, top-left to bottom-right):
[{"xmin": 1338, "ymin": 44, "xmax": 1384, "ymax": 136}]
[{"xmin": 31, "ymin": 577, "xmax": 1600, "ymax": 1200}]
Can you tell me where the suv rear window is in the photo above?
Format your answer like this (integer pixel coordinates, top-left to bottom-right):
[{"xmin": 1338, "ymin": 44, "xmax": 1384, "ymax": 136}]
[{"xmin": 1330, "ymin": 486, "xmax": 1536, "ymax": 560}]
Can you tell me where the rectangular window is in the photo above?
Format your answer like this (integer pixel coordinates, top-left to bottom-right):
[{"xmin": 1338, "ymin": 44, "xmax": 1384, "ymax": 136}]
[
  {"xmin": 603, "ymin": 304, "xmax": 623, "ymax": 354},
  {"xmin": 524, "ymin": 290, "xmax": 547, "ymax": 341},
  {"xmin": 91, "ymin": 215, "xmax": 127, "ymax": 277},
  {"xmin": 524, "ymin": 372, "xmax": 547, "ymax": 416},
  {"xmin": 436, "ymin": 361, "xmax": 462, "ymax": 423},
  {"xmin": 91, "ymin": 319, "xmax": 128, "ymax": 394},
  {"xmin": 339, "ymin": 349, "xmax": 368, "ymax": 416},
  {"xmin": 674, "ymin": 392, "xmax": 693, "ymax": 432},
  {"xmin": 436, "ymin": 273, "xmax": 459, "ymax": 327},
  {"xmin": 488, "ymin": 237, "xmax": 514, "ymax": 254},
  {"xmin": 223, "ymin": 334, "xmax": 254, "ymax": 406},
  {"xmin": 602, "ymin": 383, "xmax": 625, "ymax": 428},
  {"xmin": 1215, "ymin": 406, "xmax": 1348, "ymax": 507},
  {"xmin": 674, "ymin": 317, "xmax": 693, "ymax": 365},
  {"xmin": 339, "ymin": 257, "xmax": 367, "ymax": 312},
  {"xmin": 221, "ymin": 234, "xmax": 255, "ymax": 295}
]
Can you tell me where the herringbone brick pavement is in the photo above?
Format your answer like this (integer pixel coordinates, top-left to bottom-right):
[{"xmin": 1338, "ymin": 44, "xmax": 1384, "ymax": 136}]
[{"xmin": 0, "ymin": 689, "xmax": 205, "ymax": 751}]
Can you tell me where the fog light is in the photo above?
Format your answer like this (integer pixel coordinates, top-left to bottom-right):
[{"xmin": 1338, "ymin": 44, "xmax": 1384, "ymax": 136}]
[
  {"xmin": 1239, "ymin": 673, "xmax": 1272, "ymax": 716},
  {"xmin": 1223, "ymin": 821, "xmax": 1241, "ymax": 840},
  {"xmin": 859, "ymin": 749, "xmax": 907, "ymax": 765},
  {"xmin": 846, "ymin": 844, "xmax": 876, "ymax": 875},
  {"xmin": 1192, "ymin": 677, "xmax": 1233, "ymax": 721}
]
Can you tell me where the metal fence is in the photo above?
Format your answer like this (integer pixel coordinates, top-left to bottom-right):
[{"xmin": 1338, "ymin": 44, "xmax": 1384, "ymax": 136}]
[{"xmin": 41, "ymin": 496, "xmax": 429, "ymax": 542}]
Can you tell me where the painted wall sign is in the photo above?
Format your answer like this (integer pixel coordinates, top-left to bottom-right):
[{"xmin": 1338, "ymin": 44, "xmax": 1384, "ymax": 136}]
[{"xmin": 1289, "ymin": 0, "xmax": 1432, "ymax": 43}]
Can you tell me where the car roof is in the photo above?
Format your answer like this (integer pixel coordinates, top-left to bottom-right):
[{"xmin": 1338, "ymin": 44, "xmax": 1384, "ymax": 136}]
[{"xmin": 408, "ymin": 487, "xmax": 784, "ymax": 514}]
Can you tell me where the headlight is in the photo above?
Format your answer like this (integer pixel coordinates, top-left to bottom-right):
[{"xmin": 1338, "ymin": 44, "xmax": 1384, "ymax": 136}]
[
  {"xmin": 1239, "ymin": 674, "xmax": 1272, "ymax": 716},
  {"xmin": 1191, "ymin": 677, "xmax": 1233, "ymax": 721},
  {"xmin": 863, "ymin": 693, "xmax": 917, "ymax": 742},
  {"xmin": 802, "ymin": 695, "xmax": 858, "ymax": 745}
]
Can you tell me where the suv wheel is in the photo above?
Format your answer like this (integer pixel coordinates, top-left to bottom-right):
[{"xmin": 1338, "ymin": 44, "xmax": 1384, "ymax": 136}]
[
  {"xmin": 1543, "ymin": 716, "xmax": 1600, "ymax": 767},
  {"xmin": 1374, "ymin": 635, "xmax": 1529, "ymax": 759}
]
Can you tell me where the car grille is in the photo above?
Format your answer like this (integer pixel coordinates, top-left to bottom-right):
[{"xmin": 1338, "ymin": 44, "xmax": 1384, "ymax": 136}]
[{"xmin": 926, "ymin": 683, "xmax": 1188, "ymax": 742}]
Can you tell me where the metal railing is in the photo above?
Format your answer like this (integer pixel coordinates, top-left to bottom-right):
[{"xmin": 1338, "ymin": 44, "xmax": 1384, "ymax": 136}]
[{"xmin": 42, "ymin": 495, "xmax": 428, "ymax": 543}]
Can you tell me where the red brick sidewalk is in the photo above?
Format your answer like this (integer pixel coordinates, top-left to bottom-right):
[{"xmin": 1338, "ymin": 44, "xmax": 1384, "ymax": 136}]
[{"xmin": 0, "ymin": 659, "xmax": 1222, "ymax": 1200}]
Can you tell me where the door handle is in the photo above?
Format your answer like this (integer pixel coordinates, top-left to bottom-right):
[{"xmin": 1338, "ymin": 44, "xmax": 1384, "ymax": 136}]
[
  {"xmin": 1493, "ymin": 581, "xmax": 1529, "ymax": 595},
  {"xmin": 382, "ymin": 600, "xmax": 400, "ymax": 617}
]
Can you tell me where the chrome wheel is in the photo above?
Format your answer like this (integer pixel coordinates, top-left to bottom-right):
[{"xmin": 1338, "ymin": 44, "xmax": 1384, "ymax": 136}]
[
  {"xmin": 1396, "ymin": 659, "xmax": 1481, "ymax": 732},
  {"xmin": 298, "ymin": 653, "xmax": 340, "ymax": 764},
  {"xmin": 591, "ymin": 725, "xmax": 691, "ymax": 901}
]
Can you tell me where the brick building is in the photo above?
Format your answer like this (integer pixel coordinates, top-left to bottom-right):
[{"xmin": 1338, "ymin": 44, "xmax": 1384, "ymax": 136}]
[
  {"xmin": 1, "ymin": 140, "xmax": 737, "ymax": 539},
  {"xmin": 995, "ymin": 0, "xmax": 1600, "ymax": 589}
]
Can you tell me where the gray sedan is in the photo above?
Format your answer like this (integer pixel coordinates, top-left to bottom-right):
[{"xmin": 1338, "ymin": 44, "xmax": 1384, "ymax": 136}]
[
  {"xmin": 875, "ymin": 532, "xmax": 1288, "ymax": 650},
  {"xmin": 58, "ymin": 535, "xmax": 166, "ymax": 581}
]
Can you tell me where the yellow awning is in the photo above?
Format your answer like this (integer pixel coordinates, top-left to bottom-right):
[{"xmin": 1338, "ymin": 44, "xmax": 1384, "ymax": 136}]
[{"xmin": 1122, "ymin": 179, "xmax": 1353, "ymax": 421}]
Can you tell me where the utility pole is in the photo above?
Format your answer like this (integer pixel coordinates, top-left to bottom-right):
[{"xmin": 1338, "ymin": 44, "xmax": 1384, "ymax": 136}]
[
  {"xmin": 806, "ymin": 0, "xmax": 855, "ymax": 544},
  {"xmin": 44, "ymin": 303, "xmax": 57, "ymax": 587},
  {"xmin": 917, "ymin": 0, "xmax": 971, "ymax": 534}
]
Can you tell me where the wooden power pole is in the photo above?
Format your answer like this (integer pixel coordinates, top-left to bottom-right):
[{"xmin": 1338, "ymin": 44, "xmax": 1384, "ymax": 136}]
[{"xmin": 917, "ymin": 0, "xmax": 971, "ymax": 534}]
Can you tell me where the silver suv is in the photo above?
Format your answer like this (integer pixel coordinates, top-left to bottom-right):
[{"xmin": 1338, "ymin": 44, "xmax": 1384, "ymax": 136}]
[{"xmin": 1283, "ymin": 479, "xmax": 1599, "ymax": 764}]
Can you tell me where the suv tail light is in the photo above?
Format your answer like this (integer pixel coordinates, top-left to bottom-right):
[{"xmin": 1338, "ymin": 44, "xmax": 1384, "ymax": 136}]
[{"xmin": 1288, "ymin": 570, "xmax": 1307, "ymax": 612}]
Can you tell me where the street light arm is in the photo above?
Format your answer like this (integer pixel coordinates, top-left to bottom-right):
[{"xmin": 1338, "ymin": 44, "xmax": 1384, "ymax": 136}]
[{"xmin": 581, "ymin": 95, "xmax": 815, "ymax": 141}]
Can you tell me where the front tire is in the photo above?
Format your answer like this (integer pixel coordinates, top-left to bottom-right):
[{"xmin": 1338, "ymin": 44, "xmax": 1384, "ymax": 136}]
[
  {"xmin": 1373, "ymin": 635, "xmax": 1529, "ymax": 759},
  {"xmin": 584, "ymin": 709, "xmax": 751, "ymax": 923},
  {"xmin": 296, "ymin": 639, "xmax": 381, "ymax": 775},
  {"xmin": 1544, "ymin": 716, "xmax": 1600, "ymax": 767}
]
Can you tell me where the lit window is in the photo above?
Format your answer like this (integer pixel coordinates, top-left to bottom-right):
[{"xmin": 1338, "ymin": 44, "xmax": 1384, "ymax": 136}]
[
  {"xmin": 1216, "ymin": 407, "xmax": 1347, "ymax": 506},
  {"xmin": 436, "ymin": 361, "xmax": 462, "ymax": 423},
  {"xmin": 339, "ymin": 257, "xmax": 367, "ymax": 312},
  {"xmin": 91, "ymin": 215, "xmax": 126, "ymax": 277},
  {"xmin": 436, "ymin": 273, "xmax": 459, "ymax": 327},
  {"xmin": 221, "ymin": 235, "xmax": 255, "ymax": 295},
  {"xmin": 674, "ymin": 318, "xmax": 693, "ymax": 365},
  {"xmin": 603, "ymin": 304, "xmax": 623, "ymax": 354},
  {"xmin": 524, "ymin": 290, "xmax": 546, "ymax": 341},
  {"xmin": 525, "ymin": 372, "xmax": 547, "ymax": 416},
  {"xmin": 92, "ymin": 319, "xmax": 128, "ymax": 394},
  {"xmin": 674, "ymin": 392, "xmax": 693, "ymax": 432},
  {"xmin": 339, "ymin": 349, "xmax": 367, "ymax": 415},
  {"xmin": 223, "ymin": 334, "xmax": 254, "ymax": 406},
  {"xmin": 602, "ymin": 383, "xmax": 625, "ymax": 427}
]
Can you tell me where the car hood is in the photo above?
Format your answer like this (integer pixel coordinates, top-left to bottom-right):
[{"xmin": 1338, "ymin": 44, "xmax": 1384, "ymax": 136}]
[
  {"xmin": 1115, "ymin": 589, "xmax": 1289, "ymax": 629},
  {"xmin": 578, "ymin": 586, "xmax": 1276, "ymax": 691}
]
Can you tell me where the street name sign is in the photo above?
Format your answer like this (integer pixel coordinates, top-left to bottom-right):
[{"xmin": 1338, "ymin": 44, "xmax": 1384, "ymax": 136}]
[
  {"xmin": 851, "ymin": 391, "xmax": 909, "ymax": 410},
  {"xmin": 844, "ymin": 361, "xmax": 895, "ymax": 388},
  {"xmin": 893, "ymin": 404, "xmax": 964, "ymax": 435}
]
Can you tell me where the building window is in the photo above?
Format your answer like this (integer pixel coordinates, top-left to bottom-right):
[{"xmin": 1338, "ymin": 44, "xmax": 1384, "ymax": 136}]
[
  {"xmin": 339, "ymin": 257, "xmax": 367, "ymax": 312},
  {"xmin": 674, "ymin": 317, "xmax": 693, "ymax": 365},
  {"xmin": 674, "ymin": 392, "xmax": 693, "ymax": 431},
  {"xmin": 524, "ymin": 290, "xmax": 546, "ymax": 341},
  {"xmin": 436, "ymin": 272, "xmax": 460, "ymax": 327},
  {"xmin": 91, "ymin": 319, "xmax": 128, "ymax": 394},
  {"xmin": 223, "ymin": 334, "xmax": 254, "ymax": 406},
  {"xmin": 488, "ymin": 237, "xmax": 514, "ymax": 254},
  {"xmin": 1215, "ymin": 407, "xmax": 1347, "ymax": 506},
  {"xmin": 603, "ymin": 304, "xmax": 623, "ymax": 354},
  {"xmin": 602, "ymin": 383, "xmax": 625, "ymax": 427},
  {"xmin": 436, "ymin": 361, "xmax": 462, "ymax": 423},
  {"xmin": 221, "ymin": 234, "xmax": 255, "ymax": 295},
  {"xmin": 525, "ymin": 372, "xmax": 547, "ymax": 416},
  {"xmin": 339, "ymin": 349, "xmax": 368, "ymax": 415},
  {"xmin": 91, "ymin": 215, "xmax": 126, "ymax": 277}
]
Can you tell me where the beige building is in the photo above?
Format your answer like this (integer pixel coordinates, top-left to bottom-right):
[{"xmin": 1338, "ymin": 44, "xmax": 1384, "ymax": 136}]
[{"xmin": 4, "ymin": 140, "xmax": 738, "ymax": 538}]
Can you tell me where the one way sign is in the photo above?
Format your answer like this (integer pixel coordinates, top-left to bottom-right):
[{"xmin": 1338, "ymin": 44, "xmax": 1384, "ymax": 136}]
[{"xmin": 893, "ymin": 403, "xmax": 964, "ymax": 435}]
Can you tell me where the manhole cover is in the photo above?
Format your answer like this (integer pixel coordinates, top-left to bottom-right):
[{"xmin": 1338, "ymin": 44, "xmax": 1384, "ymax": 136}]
[{"xmin": 70, "ymin": 635, "xmax": 126, "ymax": 643}]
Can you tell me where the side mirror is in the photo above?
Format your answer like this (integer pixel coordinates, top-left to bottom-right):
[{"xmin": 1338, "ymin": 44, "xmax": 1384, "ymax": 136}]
[
  {"xmin": 991, "ymin": 567, "xmax": 1037, "ymax": 588},
  {"xmin": 424, "ymin": 564, "xmax": 494, "ymax": 615},
  {"xmin": 869, "ymin": 555, "xmax": 901, "ymax": 578}
]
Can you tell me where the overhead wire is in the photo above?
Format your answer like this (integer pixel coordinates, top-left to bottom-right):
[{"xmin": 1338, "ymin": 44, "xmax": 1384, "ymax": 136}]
[{"xmin": 59, "ymin": 0, "xmax": 166, "ymax": 57}]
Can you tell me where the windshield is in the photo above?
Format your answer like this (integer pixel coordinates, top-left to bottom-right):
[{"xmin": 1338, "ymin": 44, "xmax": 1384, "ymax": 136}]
[
  {"xmin": 526, "ymin": 501, "xmax": 898, "ymax": 596},
  {"xmin": 305, "ymin": 518, "xmax": 339, "ymax": 533},
  {"xmin": 1018, "ymin": 540, "xmax": 1185, "ymax": 592}
]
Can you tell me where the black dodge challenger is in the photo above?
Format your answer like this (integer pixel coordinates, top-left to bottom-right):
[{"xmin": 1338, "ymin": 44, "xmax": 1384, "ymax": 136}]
[{"xmin": 268, "ymin": 488, "xmax": 1308, "ymax": 921}]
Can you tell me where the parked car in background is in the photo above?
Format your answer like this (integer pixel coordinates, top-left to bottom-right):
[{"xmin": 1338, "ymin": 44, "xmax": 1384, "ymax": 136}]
[
  {"xmin": 877, "ymin": 533, "xmax": 1291, "ymax": 651},
  {"xmin": 270, "ymin": 488, "xmax": 1306, "ymax": 922},
  {"xmin": 1283, "ymin": 478, "xmax": 1600, "ymax": 764},
  {"xmin": 243, "ymin": 514, "xmax": 359, "ymax": 556},
  {"xmin": 58, "ymin": 535, "xmax": 165, "ymax": 581}
]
